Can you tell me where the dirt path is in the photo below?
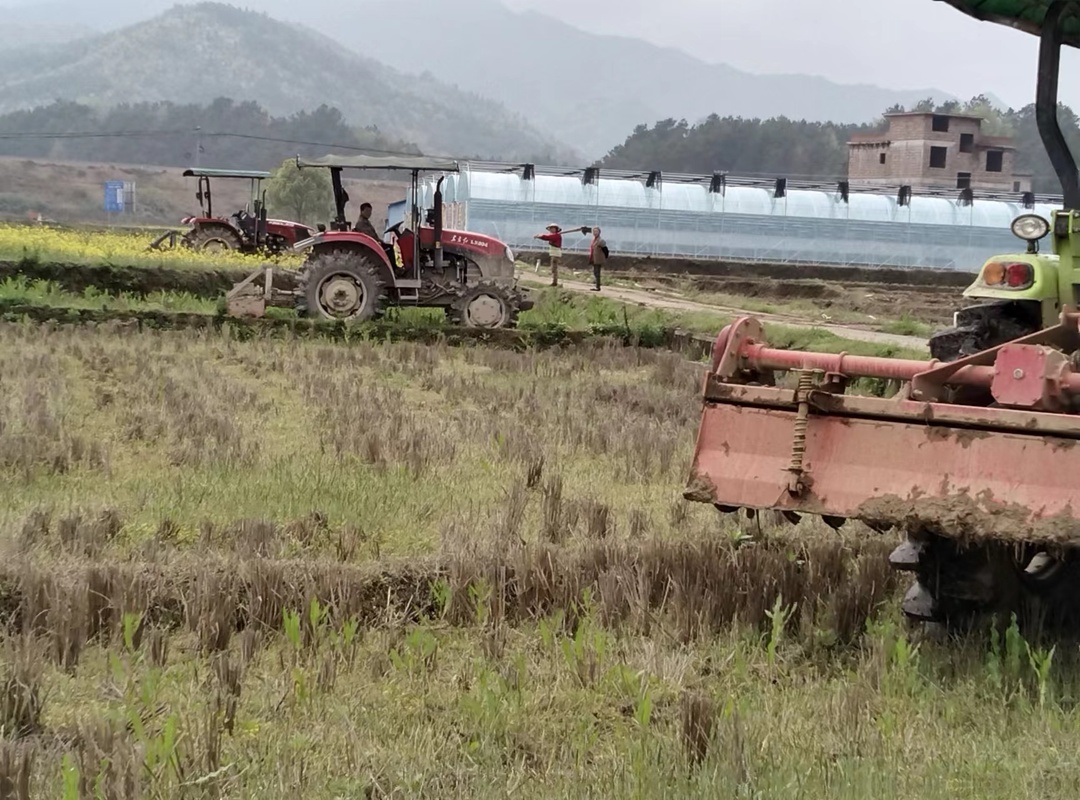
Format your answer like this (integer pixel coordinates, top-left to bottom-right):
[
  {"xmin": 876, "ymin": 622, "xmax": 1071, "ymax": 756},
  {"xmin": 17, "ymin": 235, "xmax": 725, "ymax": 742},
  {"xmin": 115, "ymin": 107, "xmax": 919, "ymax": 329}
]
[{"xmin": 516, "ymin": 270, "xmax": 928, "ymax": 350}]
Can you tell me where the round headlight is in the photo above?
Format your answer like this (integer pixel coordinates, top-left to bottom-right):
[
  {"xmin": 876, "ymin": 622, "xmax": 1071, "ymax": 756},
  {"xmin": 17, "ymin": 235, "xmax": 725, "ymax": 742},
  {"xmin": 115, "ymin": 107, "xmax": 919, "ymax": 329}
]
[{"xmin": 1011, "ymin": 214, "xmax": 1050, "ymax": 242}]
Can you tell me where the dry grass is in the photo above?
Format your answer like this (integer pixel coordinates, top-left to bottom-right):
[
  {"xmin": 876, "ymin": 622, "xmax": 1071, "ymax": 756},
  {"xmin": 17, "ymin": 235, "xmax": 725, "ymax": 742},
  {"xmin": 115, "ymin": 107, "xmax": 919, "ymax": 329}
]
[{"xmin": 0, "ymin": 321, "xmax": 1074, "ymax": 797}]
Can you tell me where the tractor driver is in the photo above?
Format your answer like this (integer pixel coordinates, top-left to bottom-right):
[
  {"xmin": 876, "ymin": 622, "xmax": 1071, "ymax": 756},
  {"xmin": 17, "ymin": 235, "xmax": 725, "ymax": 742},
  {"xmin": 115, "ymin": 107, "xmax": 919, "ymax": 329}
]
[{"xmin": 354, "ymin": 202, "xmax": 380, "ymax": 240}]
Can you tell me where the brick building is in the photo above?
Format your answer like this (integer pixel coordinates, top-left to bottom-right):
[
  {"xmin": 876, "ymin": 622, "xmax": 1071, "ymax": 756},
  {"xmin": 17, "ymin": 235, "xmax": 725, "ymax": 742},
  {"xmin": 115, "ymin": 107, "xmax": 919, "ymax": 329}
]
[{"xmin": 848, "ymin": 111, "xmax": 1032, "ymax": 193}]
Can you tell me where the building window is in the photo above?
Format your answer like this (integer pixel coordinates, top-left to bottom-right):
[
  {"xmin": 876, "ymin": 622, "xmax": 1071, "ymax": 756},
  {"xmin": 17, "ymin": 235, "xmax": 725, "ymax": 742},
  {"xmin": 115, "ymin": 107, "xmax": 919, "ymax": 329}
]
[
  {"xmin": 956, "ymin": 172, "xmax": 971, "ymax": 189},
  {"xmin": 932, "ymin": 115, "xmax": 950, "ymax": 132},
  {"xmin": 1014, "ymin": 181, "xmax": 1021, "ymax": 192},
  {"xmin": 960, "ymin": 133, "xmax": 975, "ymax": 153},
  {"xmin": 929, "ymin": 146, "xmax": 947, "ymax": 169},
  {"xmin": 986, "ymin": 150, "xmax": 1004, "ymax": 172},
  {"xmin": 879, "ymin": 152, "xmax": 887, "ymax": 165}
]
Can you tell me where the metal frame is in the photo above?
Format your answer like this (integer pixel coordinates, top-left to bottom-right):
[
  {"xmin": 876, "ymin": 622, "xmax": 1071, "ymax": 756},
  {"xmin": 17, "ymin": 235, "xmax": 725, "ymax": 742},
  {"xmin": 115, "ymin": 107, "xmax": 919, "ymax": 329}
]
[
  {"xmin": 297, "ymin": 157, "xmax": 461, "ymax": 291},
  {"xmin": 1037, "ymin": 0, "xmax": 1080, "ymax": 208},
  {"xmin": 181, "ymin": 168, "xmax": 271, "ymax": 245},
  {"xmin": 685, "ymin": 312, "xmax": 1080, "ymax": 539}
]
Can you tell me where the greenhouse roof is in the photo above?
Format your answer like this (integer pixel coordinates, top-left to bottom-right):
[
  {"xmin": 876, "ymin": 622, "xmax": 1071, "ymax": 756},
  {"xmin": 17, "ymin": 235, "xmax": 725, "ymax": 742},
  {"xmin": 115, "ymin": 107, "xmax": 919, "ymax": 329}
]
[
  {"xmin": 428, "ymin": 164, "xmax": 1062, "ymax": 231},
  {"xmin": 462, "ymin": 160, "xmax": 1062, "ymax": 205}
]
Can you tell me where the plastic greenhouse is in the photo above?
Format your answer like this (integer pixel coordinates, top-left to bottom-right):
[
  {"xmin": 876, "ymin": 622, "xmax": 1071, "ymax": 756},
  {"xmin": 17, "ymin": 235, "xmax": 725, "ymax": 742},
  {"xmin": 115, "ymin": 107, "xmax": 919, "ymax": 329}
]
[{"xmin": 415, "ymin": 162, "xmax": 1063, "ymax": 271}]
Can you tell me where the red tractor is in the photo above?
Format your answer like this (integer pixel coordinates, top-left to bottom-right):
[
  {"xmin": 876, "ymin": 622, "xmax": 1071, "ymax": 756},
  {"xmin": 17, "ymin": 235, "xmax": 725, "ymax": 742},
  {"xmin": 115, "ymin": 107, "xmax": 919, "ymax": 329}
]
[
  {"xmin": 226, "ymin": 155, "xmax": 533, "ymax": 328},
  {"xmin": 152, "ymin": 168, "xmax": 313, "ymax": 256}
]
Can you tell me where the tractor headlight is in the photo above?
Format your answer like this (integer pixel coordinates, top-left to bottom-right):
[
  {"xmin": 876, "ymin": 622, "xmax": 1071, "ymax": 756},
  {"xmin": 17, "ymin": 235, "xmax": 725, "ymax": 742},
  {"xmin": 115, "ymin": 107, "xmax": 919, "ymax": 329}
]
[
  {"xmin": 1011, "ymin": 214, "xmax": 1050, "ymax": 242},
  {"xmin": 505, "ymin": 245, "xmax": 515, "ymax": 263}
]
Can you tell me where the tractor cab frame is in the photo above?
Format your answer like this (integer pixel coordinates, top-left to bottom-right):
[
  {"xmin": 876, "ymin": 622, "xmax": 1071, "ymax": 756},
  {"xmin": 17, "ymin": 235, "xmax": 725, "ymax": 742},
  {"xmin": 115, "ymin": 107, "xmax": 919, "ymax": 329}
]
[
  {"xmin": 183, "ymin": 167, "xmax": 273, "ymax": 251},
  {"xmin": 150, "ymin": 168, "xmax": 313, "ymax": 256},
  {"xmin": 296, "ymin": 154, "xmax": 463, "ymax": 293}
]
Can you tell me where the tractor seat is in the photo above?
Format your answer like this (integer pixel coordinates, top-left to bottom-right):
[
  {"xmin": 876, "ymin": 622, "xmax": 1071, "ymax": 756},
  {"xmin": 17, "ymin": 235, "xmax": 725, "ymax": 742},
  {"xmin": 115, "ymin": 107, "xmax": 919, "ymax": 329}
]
[{"xmin": 234, "ymin": 211, "xmax": 257, "ymax": 238}]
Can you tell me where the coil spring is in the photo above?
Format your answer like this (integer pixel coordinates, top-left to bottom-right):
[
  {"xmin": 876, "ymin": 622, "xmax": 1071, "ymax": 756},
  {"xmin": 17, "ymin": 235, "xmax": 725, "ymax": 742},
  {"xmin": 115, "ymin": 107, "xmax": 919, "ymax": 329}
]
[{"xmin": 787, "ymin": 370, "xmax": 815, "ymax": 493}]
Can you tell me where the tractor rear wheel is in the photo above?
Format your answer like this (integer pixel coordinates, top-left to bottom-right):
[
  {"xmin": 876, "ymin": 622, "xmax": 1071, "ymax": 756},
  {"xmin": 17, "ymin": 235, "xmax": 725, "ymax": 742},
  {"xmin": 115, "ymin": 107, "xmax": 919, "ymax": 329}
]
[
  {"xmin": 188, "ymin": 226, "xmax": 243, "ymax": 254},
  {"xmin": 299, "ymin": 251, "xmax": 388, "ymax": 322},
  {"xmin": 449, "ymin": 282, "xmax": 523, "ymax": 329}
]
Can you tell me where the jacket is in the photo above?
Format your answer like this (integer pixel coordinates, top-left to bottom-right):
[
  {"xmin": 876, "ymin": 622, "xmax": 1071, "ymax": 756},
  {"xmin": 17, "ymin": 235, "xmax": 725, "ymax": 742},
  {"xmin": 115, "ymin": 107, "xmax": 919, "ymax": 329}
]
[
  {"xmin": 539, "ymin": 232, "xmax": 563, "ymax": 249},
  {"xmin": 589, "ymin": 236, "xmax": 608, "ymax": 266},
  {"xmin": 354, "ymin": 216, "xmax": 380, "ymax": 240}
]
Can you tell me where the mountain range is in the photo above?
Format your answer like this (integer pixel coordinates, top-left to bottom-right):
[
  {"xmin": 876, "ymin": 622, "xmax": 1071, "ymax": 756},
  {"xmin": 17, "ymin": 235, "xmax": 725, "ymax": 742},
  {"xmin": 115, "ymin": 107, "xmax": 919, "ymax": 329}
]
[
  {"xmin": 0, "ymin": 3, "xmax": 573, "ymax": 161},
  {"xmin": 0, "ymin": 0, "xmax": 959, "ymax": 160}
]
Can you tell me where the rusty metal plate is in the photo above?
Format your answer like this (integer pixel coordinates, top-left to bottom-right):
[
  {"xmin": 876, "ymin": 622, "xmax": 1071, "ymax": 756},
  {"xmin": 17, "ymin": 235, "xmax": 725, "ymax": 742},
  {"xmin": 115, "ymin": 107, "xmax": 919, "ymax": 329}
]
[
  {"xmin": 686, "ymin": 402, "xmax": 1080, "ymax": 545},
  {"xmin": 227, "ymin": 295, "xmax": 267, "ymax": 318}
]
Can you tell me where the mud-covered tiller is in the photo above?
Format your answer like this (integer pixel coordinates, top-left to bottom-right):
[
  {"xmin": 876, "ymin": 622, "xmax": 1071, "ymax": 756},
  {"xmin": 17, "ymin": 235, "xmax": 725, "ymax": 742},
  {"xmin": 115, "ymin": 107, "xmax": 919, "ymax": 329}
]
[{"xmin": 684, "ymin": 0, "xmax": 1080, "ymax": 631}]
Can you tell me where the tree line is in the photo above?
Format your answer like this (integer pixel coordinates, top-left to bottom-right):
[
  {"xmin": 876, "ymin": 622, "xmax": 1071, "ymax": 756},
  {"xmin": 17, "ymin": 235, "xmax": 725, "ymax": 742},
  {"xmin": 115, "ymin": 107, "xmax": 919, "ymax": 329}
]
[
  {"xmin": 0, "ymin": 98, "xmax": 421, "ymax": 171},
  {"xmin": 599, "ymin": 95, "xmax": 1080, "ymax": 194}
]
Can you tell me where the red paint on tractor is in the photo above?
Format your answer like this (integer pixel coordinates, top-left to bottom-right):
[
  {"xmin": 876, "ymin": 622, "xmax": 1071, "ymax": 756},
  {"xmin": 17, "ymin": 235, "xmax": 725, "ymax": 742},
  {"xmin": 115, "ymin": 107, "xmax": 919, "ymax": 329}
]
[
  {"xmin": 689, "ymin": 402, "xmax": 1080, "ymax": 530},
  {"xmin": 686, "ymin": 312, "xmax": 1080, "ymax": 543}
]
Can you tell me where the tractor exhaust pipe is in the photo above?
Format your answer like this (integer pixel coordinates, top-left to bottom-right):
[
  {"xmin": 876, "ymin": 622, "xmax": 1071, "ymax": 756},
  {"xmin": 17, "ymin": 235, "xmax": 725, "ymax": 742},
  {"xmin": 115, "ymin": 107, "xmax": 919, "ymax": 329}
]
[{"xmin": 433, "ymin": 175, "xmax": 445, "ymax": 273}]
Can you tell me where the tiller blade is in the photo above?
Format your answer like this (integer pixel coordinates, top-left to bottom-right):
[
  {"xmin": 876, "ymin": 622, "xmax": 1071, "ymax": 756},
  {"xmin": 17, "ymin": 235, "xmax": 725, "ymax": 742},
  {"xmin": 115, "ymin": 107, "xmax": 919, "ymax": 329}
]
[{"xmin": 685, "ymin": 315, "xmax": 1080, "ymax": 545}]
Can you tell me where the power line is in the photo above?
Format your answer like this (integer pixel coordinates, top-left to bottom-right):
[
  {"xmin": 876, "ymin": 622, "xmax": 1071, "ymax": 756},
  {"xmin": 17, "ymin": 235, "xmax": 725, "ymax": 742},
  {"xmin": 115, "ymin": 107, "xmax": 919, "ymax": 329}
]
[{"xmin": 0, "ymin": 128, "xmax": 437, "ymax": 158}]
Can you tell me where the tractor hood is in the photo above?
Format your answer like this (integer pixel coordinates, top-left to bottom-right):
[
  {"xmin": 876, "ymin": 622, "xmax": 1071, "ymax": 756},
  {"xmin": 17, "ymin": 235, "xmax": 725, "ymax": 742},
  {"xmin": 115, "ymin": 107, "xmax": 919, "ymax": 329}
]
[{"xmin": 424, "ymin": 227, "xmax": 511, "ymax": 259}]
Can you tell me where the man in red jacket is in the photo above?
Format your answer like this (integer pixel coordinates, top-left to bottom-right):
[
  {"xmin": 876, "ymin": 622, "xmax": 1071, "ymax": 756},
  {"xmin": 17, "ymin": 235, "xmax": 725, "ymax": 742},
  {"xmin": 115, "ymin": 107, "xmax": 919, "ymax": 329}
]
[{"xmin": 534, "ymin": 223, "xmax": 564, "ymax": 287}]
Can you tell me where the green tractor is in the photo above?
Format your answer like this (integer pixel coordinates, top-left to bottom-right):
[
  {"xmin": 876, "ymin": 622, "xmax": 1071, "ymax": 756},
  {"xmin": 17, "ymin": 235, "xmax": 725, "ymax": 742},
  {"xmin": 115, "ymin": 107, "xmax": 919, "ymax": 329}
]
[
  {"xmin": 928, "ymin": 213, "xmax": 1060, "ymax": 360},
  {"xmin": 929, "ymin": 0, "xmax": 1080, "ymax": 362}
]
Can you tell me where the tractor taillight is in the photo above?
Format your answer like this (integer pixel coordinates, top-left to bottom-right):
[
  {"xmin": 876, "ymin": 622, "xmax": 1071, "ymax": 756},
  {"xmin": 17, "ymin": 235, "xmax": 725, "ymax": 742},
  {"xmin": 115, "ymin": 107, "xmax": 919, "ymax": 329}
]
[
  {"xmin": 981, "ymin": 261, "xmax": 1006, "ymax": 286},
  {"xmin": 1005, "ymin": 262, "xmax": 1034, "ymax": 288},
  {"xmin": 981, "ymin": 261, "xmax": 1033, "ymax": 289}
]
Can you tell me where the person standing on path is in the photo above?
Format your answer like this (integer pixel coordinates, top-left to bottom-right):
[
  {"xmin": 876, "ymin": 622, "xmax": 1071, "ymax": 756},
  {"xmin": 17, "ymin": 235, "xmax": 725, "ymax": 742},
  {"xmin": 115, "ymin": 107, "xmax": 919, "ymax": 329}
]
[
  {"xmin": 588, "ymin": 226, "xmax": 608, "ymax": 291},
  {"xmin": 534, "ymin": 224, "xmax": 566, "ymax": 287}
]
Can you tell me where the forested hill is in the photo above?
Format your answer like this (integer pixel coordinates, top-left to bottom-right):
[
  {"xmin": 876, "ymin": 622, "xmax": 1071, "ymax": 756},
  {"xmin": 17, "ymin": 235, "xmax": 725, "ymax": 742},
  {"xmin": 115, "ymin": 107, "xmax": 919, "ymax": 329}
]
[
  {"xmin": 601, "ymin": 97, "xmax": 1080, "ymax": 194},
  {"xmin": 0, "ymin": 2, "xmax": 574, "ymax": 162},
  {"xmin": 0, "ymin": 99, "xmax": 419, "ymax": 171}
]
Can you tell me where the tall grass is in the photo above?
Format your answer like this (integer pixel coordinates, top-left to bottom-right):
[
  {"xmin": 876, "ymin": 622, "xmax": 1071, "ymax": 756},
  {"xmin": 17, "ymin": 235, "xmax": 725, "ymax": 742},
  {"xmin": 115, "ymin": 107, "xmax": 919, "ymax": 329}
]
[{"xmin": 0, "ymin": 321, "xmax": 1051, "ymax": 798}]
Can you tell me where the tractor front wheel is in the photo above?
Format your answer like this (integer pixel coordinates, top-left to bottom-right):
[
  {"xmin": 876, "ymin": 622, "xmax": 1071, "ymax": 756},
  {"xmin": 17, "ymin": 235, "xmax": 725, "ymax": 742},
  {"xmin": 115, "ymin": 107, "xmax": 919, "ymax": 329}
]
[
  {"xmin": 299, "ymin": 251, "xmax": 388, "ymax": 322},
  {"xmin": 449, "ymin": 282, "xmax": 523, "ymax": 329}
]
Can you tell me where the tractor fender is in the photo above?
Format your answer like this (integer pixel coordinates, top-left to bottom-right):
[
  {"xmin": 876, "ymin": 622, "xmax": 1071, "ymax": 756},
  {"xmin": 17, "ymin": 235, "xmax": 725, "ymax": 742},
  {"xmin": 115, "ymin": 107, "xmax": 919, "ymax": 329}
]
[
  {"xmin": 190, "ymin": 219, "xmax": 241, "ymax": 235},
  {"xmin": 445, "ymin": 246, "xmax": 514, "ymax": 282},
  {"xmin": 961, "ymin": 253, "xmax": 1060, "ymax": 302},
  {"xmin": 308, "ymin": 236, "xmax": 396, "ymax": 286}
]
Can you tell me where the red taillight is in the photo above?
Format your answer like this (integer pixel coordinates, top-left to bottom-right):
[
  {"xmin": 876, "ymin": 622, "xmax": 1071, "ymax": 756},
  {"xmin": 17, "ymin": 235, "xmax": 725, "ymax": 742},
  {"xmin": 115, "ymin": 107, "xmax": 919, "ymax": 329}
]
[{"xmin": 1005, "ymin": 262, "xmax": 1034, "ymax": 288}]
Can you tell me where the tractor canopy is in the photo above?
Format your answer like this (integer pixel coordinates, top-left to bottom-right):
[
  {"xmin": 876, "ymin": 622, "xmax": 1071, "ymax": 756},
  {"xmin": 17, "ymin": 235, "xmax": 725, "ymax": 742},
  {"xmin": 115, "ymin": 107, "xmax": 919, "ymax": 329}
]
[
  {"xmin": 937, "ymin": 0, "xmax": 1080, "ymax": 42},
  {"xmin": 296, "ymin": 155, "xmax": 460, "ymax": 173},
  {"xmin": 182, "ymin": 168, "xmax": 271, "ymax": 180}
]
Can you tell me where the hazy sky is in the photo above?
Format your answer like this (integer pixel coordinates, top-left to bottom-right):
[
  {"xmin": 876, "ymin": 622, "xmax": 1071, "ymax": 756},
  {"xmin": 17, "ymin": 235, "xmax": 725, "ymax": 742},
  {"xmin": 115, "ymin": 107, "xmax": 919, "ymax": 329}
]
[
  {"xmin": 498, "ymin": 0, "xmax": 1080, "ymax": 110},
  {"xmin": 14, "ymin": 0, "xmax": 1080, "ymax": 110}
]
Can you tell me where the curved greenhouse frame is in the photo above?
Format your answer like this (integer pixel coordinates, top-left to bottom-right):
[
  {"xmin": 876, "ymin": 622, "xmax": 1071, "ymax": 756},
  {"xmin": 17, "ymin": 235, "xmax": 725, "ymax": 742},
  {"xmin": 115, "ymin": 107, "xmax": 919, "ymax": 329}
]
[{"xmin": 417, "ymin": 162, "xmax": 1062, "ymax": 270}]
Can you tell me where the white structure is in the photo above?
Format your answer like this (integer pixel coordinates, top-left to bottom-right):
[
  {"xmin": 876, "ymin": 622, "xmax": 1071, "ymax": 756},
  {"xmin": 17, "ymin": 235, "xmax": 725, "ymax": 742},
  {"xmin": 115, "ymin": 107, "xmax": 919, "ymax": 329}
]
[{"xmin": 415, "ymin": 162, "xmax": 1062, "ymax": 271}]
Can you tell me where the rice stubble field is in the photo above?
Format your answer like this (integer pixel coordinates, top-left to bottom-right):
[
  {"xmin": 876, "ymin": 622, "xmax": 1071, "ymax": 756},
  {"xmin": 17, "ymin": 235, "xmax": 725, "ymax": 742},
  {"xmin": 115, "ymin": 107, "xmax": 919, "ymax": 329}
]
[
  {"xmin": 0, "ymin": 224, "xmax": 1074, "ymax": 798},
  {"xmin": 0, "ymin": 318, "xmax": 1078, "ymax": 798}
]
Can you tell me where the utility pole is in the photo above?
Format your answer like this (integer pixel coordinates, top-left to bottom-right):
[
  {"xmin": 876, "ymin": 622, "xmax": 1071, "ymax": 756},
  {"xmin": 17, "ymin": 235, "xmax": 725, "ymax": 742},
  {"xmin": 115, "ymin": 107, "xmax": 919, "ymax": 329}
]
[{"xmin": 194, "ymin": 126, "xmax": 202, "ymax": 168}]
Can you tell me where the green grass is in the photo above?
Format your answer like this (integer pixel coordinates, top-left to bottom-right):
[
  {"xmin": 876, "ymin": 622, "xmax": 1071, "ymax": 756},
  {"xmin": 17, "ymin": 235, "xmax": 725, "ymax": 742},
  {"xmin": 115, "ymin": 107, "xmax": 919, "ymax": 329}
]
[
  {"xmin": 0, "ymin": 275, "xmax": 219, "ymax": 314},
  {"xmin": 0, "ymin": 274, "xmax": 930, "ymax": 359},
  {"xmin": 520, "ymin": 287, "xmax": 928, "ymax": 359},
  {"xmin": 881, "ymin": 314, "xmax": 935, "ymax": 338},
  {"xmin": 520, "ymin": 263, "xmax": 942, "ymax": 330}
]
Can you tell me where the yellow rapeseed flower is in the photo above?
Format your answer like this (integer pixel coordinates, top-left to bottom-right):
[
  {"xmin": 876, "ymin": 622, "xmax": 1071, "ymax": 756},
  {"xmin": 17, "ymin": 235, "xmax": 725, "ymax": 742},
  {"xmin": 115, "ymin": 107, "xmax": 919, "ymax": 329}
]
[{"xmin": 0, "ymin": 224, "xmax": 304, "ymax": 271}]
